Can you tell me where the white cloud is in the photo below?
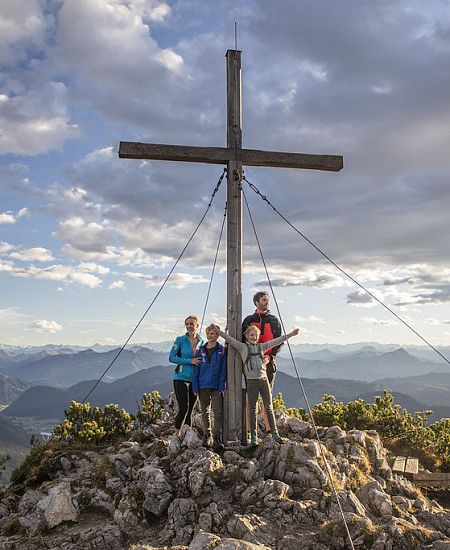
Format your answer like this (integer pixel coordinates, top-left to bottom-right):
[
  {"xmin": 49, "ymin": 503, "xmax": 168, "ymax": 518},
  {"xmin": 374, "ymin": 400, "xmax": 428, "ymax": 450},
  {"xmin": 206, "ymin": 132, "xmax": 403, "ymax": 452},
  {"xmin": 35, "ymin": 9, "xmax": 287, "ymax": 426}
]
[
  {"xmin": 109, "ymin": 280, "xmax": 125, "ymax": 290},
  {"xmin": 124, "ymin": 270, "xmax": 208, "ymax": 288},
  {"xmin": 78, "ymin": 262, "xmax": 110, "ymax": 275},
  {"xmin": 0, "ymin": 207, "xmax": 29, "ymax": 224},
  {"xmin": 0, "ymin": 212, "xmax": 15, "ymax": 224},
  {"xmin": 0, "ymin": 83, "xmax": 79, "ymax": 155},
  {"xmin": 31, "ymin": 320, "xmax": 63, "ymax": 334},
  {"xmin": 54, "ymin": 217, "xmax": 115, "ymax": 254},
  {"xmin": 0, "ymin": 0, "xmax": 47, "ymax": 64},
  {"xmin": 0, "ymin": 241, "xmax": 14, "ymax": 255},
  {"xmin": 54, "ymin": 0, "xmax": 185, "ymax": 126},
  {"xmin": 10, "ymin": 247, "xmax": 54, "ymax": 262},
  {"xmin": 143, "ymin": 1, "xmax": 171, "ymax": 22},
  {"xmin": 360, "ymin": 317, "xmax": 399, "ymax": 326},
  {"xmin": 61, "ymin": 243, "xmax": 158, "ymax": 266},
  {"xmin": 0, "ymin": 260, "xmax": 103, "ymax": 288},
  {"xmin": 155, "ymin": 48, "xmax": 183, "ymax": 72},
  {"xmin": 17, "ymin": 207, "xmax": 29, "ymax": 217},
  {"xmin": 254, "ymin": 269, "xmax": 347, "ymax": 290},
  {"xmin": 42, "ymin": 184, "xmax": 102, "ymax": 223}
]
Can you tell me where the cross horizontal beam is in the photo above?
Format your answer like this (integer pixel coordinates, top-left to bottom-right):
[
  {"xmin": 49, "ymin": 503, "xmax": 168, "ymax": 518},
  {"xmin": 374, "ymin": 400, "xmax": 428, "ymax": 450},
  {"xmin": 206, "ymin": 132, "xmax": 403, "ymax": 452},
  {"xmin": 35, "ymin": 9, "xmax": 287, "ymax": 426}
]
[{"xmin": 119, "ymin": 142, "xmax": 343, "ymax": 172}]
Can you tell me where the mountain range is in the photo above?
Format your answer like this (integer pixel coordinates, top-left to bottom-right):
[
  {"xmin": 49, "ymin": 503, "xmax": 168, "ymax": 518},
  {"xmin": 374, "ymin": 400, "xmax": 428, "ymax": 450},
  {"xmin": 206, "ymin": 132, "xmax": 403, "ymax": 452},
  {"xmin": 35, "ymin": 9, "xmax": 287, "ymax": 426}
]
[
  {"xmin": 277, "ymin": 346, "xmax": 448, "ymax": 382},
  {"xmin": 1, "ymin": 343, "xmax": 448, "ymax": 389},
  {"xmin": 0, "ymin": 346, "xmax": 169, "ymax": 387},
  {"xmin": 0, "ymin": 373, "xmax": 31, "ymax": 404},
  {"xmin": 3, "ymin": 365, "xmax": 450, "ymax": 423}
]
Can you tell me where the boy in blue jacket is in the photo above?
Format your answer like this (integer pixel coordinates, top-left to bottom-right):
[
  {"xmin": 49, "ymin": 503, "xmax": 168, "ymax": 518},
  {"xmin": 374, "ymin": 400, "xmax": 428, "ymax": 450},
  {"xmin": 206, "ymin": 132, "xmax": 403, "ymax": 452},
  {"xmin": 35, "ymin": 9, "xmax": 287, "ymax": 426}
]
[{"xmin": 192, "ymin": 324, "xmax": 227, "ymax": 450}]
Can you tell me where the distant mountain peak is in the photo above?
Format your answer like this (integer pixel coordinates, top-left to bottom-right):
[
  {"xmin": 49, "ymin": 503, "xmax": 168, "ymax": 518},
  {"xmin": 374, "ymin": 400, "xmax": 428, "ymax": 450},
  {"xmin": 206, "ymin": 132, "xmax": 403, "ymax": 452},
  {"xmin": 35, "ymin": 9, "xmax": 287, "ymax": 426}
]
[
  {"xmin": 386, "ymin": 347, "xmax": 411, "ymax": 358},
  {"xmin": 359, "ymin": 345, "xmax": 378, "ymax": 353}
]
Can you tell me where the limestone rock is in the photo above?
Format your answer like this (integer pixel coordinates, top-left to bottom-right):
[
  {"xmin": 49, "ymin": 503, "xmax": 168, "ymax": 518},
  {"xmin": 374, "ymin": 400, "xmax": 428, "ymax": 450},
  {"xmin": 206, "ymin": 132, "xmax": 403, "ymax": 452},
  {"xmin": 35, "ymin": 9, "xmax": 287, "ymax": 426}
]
[
  {"xmin": 189, "ymin": 530, "xmax": 221, "ymax": 549},
  {"xmin": 181, "ymin": 425, "xmax": 202, "ymax": 449},
  {"xmin": 2, "ymin": 398, "xmax": 450, "ymax": 550},
  {"xmin": 286, "ymin": 417, "xmax": 310, "ymax": 436},
  {"xmin": 136, "ymin": 464, "xmax": 173, "ymax": 520},
  {"xmin": 39, "ymin": 481, "xmax": 78, "ymax": 528}
]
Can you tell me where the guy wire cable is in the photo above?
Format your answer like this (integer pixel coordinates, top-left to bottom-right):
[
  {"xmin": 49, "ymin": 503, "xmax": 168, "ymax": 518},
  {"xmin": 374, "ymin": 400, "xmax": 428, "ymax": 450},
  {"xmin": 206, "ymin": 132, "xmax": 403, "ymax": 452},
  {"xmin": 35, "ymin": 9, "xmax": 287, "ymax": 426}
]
[
  {"xmin": 242, "ymin": 188, "xmax": 356, "ymax": 550},
  {"xmin": 243, "ymin": 175, "xmax": 450, "ymax": 368},
  {"xmin": 81, "ymin": 169, "xmax": 227, "ymax": 404},
  {"xmin": 199, "ymin": 202, "xmax": 227, "ymax": 335}
]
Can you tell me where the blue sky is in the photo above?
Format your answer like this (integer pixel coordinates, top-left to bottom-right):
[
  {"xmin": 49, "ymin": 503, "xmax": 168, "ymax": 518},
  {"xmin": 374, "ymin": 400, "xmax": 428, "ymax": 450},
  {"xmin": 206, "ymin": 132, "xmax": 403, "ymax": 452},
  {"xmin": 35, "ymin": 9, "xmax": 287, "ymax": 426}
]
[{"xmin": 1, "ymin": 0, "xmax": 450, "ymax": 347}]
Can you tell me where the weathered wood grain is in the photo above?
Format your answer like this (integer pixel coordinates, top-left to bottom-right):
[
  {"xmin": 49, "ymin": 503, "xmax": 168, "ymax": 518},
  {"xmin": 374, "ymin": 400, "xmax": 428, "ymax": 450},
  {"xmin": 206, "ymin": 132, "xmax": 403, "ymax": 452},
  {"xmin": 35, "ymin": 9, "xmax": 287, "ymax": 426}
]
[
  {"xmin": 119, "ymin": 142, "xmax": 343, "ymax": 172},
  {"xmin": 404, "ymin": 457, "xmax": 419, "ymax": 475},
  {"xmin": 225, "ymin": 49, "xmax": 243, "ymax": 444},
  {"xmin": 392, "ymin": 456, "xmax": 407, "ymax": 473}
]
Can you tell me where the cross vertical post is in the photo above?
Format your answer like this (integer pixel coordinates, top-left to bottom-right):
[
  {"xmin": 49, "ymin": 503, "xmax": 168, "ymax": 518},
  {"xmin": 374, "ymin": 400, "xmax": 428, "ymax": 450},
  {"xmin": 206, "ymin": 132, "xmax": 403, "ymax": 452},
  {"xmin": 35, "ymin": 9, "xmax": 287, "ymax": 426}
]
[
  {"xmin": 224, "ymin": 49, "xmax": 243, "ymax": 443},
  {"xmin": 118, "ymin": 49, "xmax": 343, "ymax": 446}
]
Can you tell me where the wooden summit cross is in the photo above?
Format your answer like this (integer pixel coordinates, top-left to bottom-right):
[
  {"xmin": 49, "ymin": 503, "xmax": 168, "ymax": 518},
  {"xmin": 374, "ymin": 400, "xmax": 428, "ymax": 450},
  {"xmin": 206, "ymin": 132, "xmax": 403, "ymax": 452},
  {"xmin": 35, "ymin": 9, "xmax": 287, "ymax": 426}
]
[{"xmin": 119, "ymin": 50, "xmax": 343, "ymax": 444}]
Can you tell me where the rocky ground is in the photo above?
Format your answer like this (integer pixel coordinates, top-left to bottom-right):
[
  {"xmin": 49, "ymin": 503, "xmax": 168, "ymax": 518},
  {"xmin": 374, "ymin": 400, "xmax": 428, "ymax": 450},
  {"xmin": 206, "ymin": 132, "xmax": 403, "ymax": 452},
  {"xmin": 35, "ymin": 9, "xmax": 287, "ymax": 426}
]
[{"xmin": 0, "ymin": 402, "xmax": 449, "ymax": 549}]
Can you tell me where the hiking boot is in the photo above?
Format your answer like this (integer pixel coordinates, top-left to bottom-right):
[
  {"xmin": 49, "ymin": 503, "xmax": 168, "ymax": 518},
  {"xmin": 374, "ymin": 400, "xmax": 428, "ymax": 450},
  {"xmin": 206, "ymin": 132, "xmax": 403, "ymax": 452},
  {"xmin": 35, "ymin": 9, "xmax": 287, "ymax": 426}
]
[
  {"xmin": 272, "ymin": 432, "xmax": 284, "ymax": 444},
  {"xmin": 250, "ymin": 434, "xmax": 260, "ymax": 446},
  {"xmin": 213, "ymin": 435, "xmax": 225, "ymax": 453}
]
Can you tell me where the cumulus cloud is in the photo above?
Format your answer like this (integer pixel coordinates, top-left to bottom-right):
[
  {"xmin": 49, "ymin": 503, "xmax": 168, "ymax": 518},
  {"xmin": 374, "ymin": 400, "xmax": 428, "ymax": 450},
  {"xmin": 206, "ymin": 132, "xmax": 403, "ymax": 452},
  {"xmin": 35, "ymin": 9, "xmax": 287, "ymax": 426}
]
[
  {"xmin": 54, "ymin": 217, "xmax": 116, "ymax": 254},
  {"xmin": 31, "ymin": 319, "xmax": 63, "ymax": 334},
  {"xmin": 0, "ymin": 212, "xmax": 15, "ymax": 224},
  {"xmin": 254, "ymin": 270, "xmax": 347, "ymax": 290},
  {"xmin": 124, "ymin": 270, "xmax": 208, "ymax": 288},
  {"xmin": 53, "ymin": 0, "xmax": 188, "ymax": 130},
  {"xmin": 109, "ymin": 280, "xmax": 126, "ymax": 290},
  {"xmin": 78, "ymin": 262, "xmax": 110, "ymax": 275},
  {"xmin": 0, "ymin": 83, "xmax": 79, "ymax": 155},
  {"xmin": 347, "ymin": 290, "xmax": 376, "ymax": 307},
  {"xmin": 0, "ymin": 207, "xmax": 28, "ymax": 224},
  {"xmin": 0, "ymin": 0, "xmax": 48, "ymax": 64},
  {"xmin": 42, "ymin": 184, "xmax": 101, "ymax": 220},
  {"xmin": 0, "ymin": 260, "xmax": 103, "ymax": 288},
  {"xmin": 9, "ymin": 247, "xmax": 53, "ymax": 262},
  {"xmin": 0, "ymin": 241, "xmax": 14, "ymax": 255}
]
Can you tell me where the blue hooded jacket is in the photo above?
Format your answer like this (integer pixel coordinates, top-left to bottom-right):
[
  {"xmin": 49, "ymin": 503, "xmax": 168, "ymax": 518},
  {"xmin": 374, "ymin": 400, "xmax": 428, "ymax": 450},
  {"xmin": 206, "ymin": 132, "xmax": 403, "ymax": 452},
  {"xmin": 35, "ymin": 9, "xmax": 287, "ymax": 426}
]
[
  {"xmin": 169, "ymin": 333, "xmax": 204, "ymax": 382},
  {"xmin": 192, "ymin": 342, "xmax": 227, "ymax": 393}
]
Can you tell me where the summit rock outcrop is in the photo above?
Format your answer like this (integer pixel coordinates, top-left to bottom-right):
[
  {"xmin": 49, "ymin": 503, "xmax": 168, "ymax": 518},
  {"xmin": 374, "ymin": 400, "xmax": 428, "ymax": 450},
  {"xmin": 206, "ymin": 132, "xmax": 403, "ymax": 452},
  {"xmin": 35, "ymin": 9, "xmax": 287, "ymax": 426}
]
[{"xmin": 0, "ymin": 404, "xmax": 449, "ymax": 549}]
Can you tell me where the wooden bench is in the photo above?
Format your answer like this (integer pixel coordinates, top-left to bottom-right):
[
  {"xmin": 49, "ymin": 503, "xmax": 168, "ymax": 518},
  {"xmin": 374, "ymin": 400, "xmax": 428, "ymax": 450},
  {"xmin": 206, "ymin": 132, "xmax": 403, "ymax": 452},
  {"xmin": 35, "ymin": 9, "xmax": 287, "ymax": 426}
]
[
  {"xmin": 412, "ymin": 472, "xmax": 450, "ymax": 488},
  {"xmin": 392, "ymin": 455, "xmax": 419, "ymax": 479},
  {"xmin": 391, "ymin": 455, "xmax": 450, "ymax": 487}
]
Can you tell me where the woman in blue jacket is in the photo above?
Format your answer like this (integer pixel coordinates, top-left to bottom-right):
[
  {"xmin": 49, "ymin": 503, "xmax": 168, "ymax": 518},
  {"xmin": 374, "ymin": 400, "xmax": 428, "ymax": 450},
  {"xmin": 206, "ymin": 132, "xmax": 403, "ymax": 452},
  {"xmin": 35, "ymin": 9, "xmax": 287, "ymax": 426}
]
[{"xmin": 169, "ymin": 315, "xmax": 204, "ymax": 435}]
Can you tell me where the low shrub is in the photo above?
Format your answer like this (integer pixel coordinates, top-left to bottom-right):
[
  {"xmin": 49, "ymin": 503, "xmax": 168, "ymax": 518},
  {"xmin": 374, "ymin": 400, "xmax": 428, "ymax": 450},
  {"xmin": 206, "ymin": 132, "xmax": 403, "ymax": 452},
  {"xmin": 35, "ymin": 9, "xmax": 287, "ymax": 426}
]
[
  {"xmin": 277, "ymin": 390, "xmax": 450, "ymax": 472},
  {"xmin": 53, "ymin": 401, "xmax": 133, "ymax": 446}
]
